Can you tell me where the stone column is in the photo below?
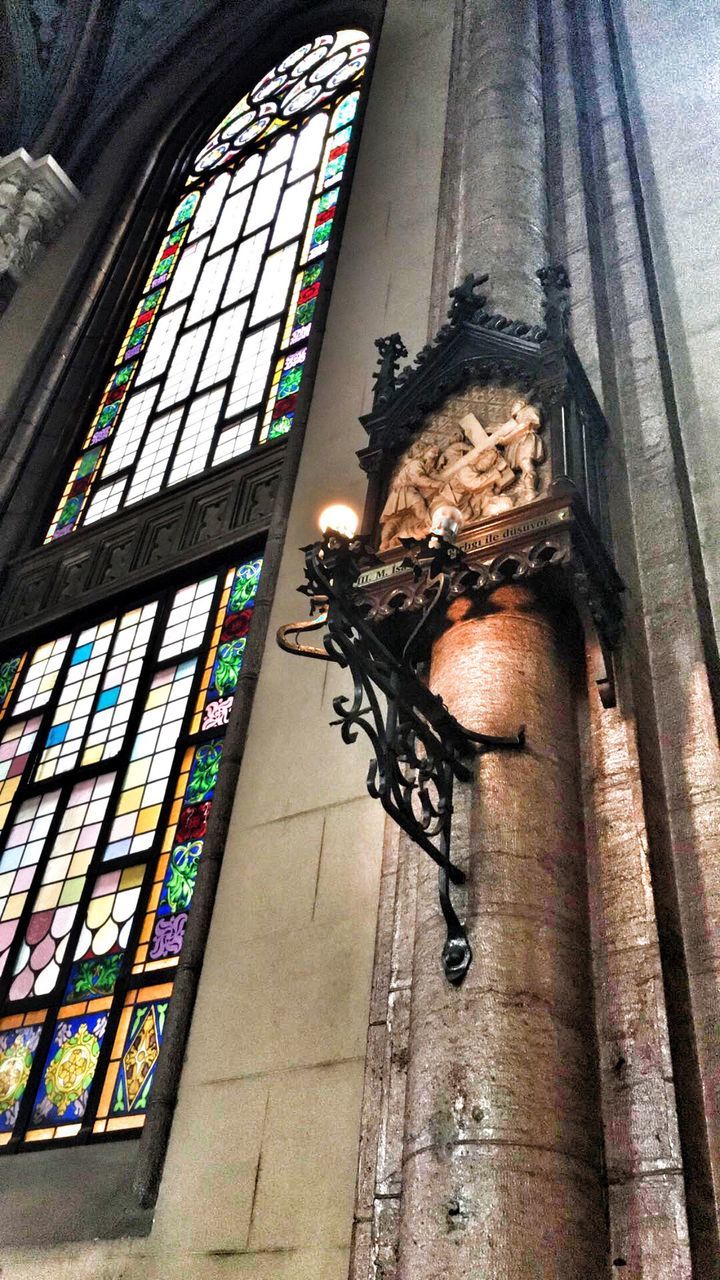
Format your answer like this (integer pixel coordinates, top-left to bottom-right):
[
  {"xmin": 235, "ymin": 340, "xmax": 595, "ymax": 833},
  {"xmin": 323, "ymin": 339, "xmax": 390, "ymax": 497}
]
[
  {"xmin": 0, "ymin": 149, "xmax": 80, "ymax": 314},
  {"xmin": 396, "ymin": 585, "xmax": 608, "ymax": 1278},
  {"xmin": 431, "ymin": 0, "xmax": 548, "ymax": 327}
]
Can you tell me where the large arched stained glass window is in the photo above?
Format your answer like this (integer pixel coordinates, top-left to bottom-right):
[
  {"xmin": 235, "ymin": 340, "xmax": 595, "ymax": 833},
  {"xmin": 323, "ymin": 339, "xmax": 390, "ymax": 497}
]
[
  {"xmin": 0, "ymin": 28, "xmax": 371, "ymax": 1152},
  {"xmin": 46, "ymin": 29, "xmax": 370, "ymax": 542}
]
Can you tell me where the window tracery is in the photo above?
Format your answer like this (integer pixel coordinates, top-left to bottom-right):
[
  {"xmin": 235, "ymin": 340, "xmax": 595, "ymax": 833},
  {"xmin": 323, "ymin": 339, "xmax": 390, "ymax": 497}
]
[{"xmin": 46, "ymin": 30, "xmax": 369, "ymax": 541}]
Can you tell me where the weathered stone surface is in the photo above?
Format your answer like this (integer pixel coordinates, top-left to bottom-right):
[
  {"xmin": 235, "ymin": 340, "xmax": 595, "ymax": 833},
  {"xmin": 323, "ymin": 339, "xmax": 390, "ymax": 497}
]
[
  {"xmin": 0, "ymin": 149, "xmax": 79, "ymax": 311},
  {"xmin": 397, "ymin": 585, "xmax": 607, "ymax": 1278}
]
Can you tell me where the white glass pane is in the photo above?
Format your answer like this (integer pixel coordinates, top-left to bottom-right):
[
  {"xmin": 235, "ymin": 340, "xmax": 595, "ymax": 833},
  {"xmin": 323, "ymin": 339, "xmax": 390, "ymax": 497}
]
[
  {"xmin": 197, "ymin": 303, "xmax": 248, "ymax": 391},
  {"xmin": 213, "ymin": 416, "xmax": 257, "ymax": 466},
  {"xmin": 102, "ymin": 385, "xmax": 159, "ymax": 476},
  {"xmin": 158, "ymin": 322, "xmax": 211, "ymax": 408},
  {"xmin": 159, "ymin": 576, "xmax": 217, "ymax": 659},
  {"xmin": 261, "ymin": 133, "xmax": 294, "ymax": 172},
  {"xmin": 125, "ymin": 408, "xmax": 184, "ymax": 504},
  {"xmin": 83, "ymin": 477, "xmax": 127, "ymax": 525},
  {"xmin": 211, "ymin": 188, "xmax": 252, "ymax": 253},
  {"xmin": 226, "ymin": 322, "xmax": 279, "ymax": 416},
  {"xmin": 15, "ymin": 637, "xmax": 71, "ymax": 715},
  {"xmin": 229, "ymin": 153, "xmax": 261, "ymax": 193},
  {"xmin": 223, "ymin": 229, "xmax": 269, "ymax": 305},
  {"xmin": 169, "ymin": 387, "xmax": 226, "ymax": 484},
  {"xmin": 289, "ymin": 112, "xmax": 328, "ymax": 179},
  {"xmin": 186, "ymin": 247, "xmax": 234, "ymax": 325},
  {"xmin": 188, "ymin": 172, "xmax": 231, "ymax": 242},
  {"xmin": 244, "ymin": 168, "xmax": 286, "ymax": 234},
  {"xmin": 270, "ymin": 174, "xmax": 314, "ymax": 248},
  {"xmin": 163, "ymin": 236, "xmax": 209, "ymax": 308},
  {"xmin": 135, "ymin": 305, "xmax": 186, "ymax": 387},
  {"xmin": 251, "ymin": 246, "xmax": 296, "ymax": 324}
]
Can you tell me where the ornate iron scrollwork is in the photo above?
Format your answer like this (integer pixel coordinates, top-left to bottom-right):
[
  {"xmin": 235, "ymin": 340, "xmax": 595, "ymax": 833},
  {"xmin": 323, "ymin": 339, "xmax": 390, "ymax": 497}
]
[{"xmin": 277, "ymin": 528, "xmax": 523, "ymax": 985}]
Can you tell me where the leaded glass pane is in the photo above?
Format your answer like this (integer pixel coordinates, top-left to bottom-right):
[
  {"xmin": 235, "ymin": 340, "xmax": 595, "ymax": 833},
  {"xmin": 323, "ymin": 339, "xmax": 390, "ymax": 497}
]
[
  {"xmin": 0, "ymin": 557, "xmax": 262, "ymax": 1147},
  {"xmin": 46, "ymin": 29, "xmax": 369, "ymax": 541}
]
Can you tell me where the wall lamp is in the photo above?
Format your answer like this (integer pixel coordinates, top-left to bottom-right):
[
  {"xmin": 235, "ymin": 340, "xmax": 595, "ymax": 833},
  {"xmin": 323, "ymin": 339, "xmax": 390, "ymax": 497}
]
[{"xmin": 277, "ymin": 502, "xmax": 523, "ymax": 986}]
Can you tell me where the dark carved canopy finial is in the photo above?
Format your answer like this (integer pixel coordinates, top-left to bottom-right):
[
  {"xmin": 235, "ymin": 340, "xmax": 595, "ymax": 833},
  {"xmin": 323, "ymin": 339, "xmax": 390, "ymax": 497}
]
[
  {"xmin": 448, "ymin": 271, "xmax": 490, "ymax": 326},
  {"xmin": 372, "ymin": 332, "xmax": 409, "ymax": 408},
  {"xmin": 537, "ymin": 264, "xmax": 571, "ymax": 343}
]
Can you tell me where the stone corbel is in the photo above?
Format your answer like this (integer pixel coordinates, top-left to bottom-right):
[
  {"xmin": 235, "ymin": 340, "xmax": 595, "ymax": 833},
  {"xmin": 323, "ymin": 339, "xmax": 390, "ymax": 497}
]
[
  {"xmin": 0, "ymin": 149, "xmax": 81, "ymax": 313},
  {"xmin": 354, "ymin": 486, "xmax": 624, "ymax": 707}
]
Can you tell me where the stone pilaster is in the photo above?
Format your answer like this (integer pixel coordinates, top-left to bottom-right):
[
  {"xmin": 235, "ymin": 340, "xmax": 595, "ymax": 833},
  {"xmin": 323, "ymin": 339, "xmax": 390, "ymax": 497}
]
[
  {"xmin": 0, "ymin": 149, "xmax": 80, "ymax": 314},
  {"xmin": 430, "ymin": 0, "xmax": 548, "ymax": 327}
]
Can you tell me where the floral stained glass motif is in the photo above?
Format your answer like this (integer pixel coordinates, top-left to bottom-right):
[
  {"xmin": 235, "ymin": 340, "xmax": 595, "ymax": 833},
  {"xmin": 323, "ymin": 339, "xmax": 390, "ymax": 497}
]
[
  {"xmin": 28, "ymin": 1004, "xmax": 111, "ymax": 1139},
  {"xmin": 94, "ymin": 983, "xmax": 172, "ymax": 1132},
  {"xmin": 134, "ymin": 558, "xmax": 262, "ymax": 973},
  {"xmin": 46, "ymin": 31, "xmax": 369, "ymax": 541},
  {"xmin": 0, "ymin": 658, "xmax": 23, "ymax": 720},
  {"xmin": 0, "ymin": 554, "xmax": 262, "ymax": 1148},
  {"xmin": 0, "ymin": 1013, "xmax": 44, "ymax": 1140}
]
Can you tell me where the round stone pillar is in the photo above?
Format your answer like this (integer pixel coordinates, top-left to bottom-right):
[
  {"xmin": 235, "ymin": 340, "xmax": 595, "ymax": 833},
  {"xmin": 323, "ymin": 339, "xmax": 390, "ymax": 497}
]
[
  {"xmin": 432, "ymin": 0, "xmax": 548, "ymax": 325},
  {"xmin": 396, "ymin": 584, "xmax": 608, "ymax": 1278}
]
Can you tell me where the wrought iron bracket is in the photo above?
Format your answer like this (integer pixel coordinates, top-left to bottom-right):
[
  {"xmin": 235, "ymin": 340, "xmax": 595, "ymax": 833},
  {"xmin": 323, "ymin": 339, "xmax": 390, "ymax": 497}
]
[{"xmin": 277, "ymin": 529, "xmax": 523, "ymax": 986}]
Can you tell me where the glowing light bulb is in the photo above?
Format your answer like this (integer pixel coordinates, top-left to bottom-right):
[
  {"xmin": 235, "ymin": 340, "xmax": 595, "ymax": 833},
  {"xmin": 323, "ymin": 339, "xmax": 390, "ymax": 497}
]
[
  {"xmin": 318, "ymin": 503, "xmax": 359, "ymax": 539},
  {"xmin": 429, "ymin": 503, "xmax": 464, "ymax": 542}
]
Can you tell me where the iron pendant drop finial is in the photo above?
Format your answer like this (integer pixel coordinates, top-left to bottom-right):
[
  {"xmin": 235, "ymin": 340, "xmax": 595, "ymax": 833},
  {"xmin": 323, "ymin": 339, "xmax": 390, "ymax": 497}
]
[
  {"xmin": 372, "ymin": 333, "xmax": 409, "ymax": 409},
  {"xmin": 537, "ymin": 264, "xmax": 571, "ymax": 344}
]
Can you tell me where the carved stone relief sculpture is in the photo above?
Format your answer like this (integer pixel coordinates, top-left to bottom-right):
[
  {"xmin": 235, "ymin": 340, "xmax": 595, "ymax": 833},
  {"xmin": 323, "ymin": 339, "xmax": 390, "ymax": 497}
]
[{"xmin": 379, "ymin": 385, "xmax": 547, "ymax": 551}]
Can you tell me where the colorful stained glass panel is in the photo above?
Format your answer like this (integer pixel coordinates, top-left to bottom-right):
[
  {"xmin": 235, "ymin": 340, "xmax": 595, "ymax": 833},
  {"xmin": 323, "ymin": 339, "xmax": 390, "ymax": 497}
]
[
  {"xmin": 9, "ymin": 774, "xmax": 116, "ymax": 1001},
  {"xmin": 0, "ymin": 791, "xmax": 60, "ymax": 974},
  {"xmin": 94, "ymin": 984, "xmax": 172, "ymax": 1131},
  {"xmin": 0, "ymin": 1013, "xmax": 44, "ymax": 1140},
  {"xmin": 72, "ymin": 864, "xmax": 145, "ymax": 972},
  {"xmin": 46, "ymin": 32, "xmax": 368, "ymax": 538},
  {"xmin": 0, "ymin": 658, "xmax": 23, "ymax": 721},
  {"xmin": 28, "ymin": 1004, "xmax": 110, "ymax": 1138},
  {"xmin": 302, "ymin": 186, "xmax": 338, "ymax": 261},
  {"xmin": 35, "ymin": 620, "xmax": 116, "ymax": 780},
  {"xmin": 82, "ymin": 602, "xmax": 157, "ymax": 766},
  {"xmin": 0, "ymin": 562, "xmax": 258, "ymax": 1147}
]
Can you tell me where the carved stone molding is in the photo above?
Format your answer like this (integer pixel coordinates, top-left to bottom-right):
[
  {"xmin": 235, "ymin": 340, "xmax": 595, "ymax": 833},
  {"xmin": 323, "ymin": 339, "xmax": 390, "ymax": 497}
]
[
  {"xmin": 0, "ymin": 149, "xmax": 80, "ymax": 313},
  {"xmin": 355, "ymin": 488, "xmax": 624, "ymax": 707},
  {"xmin": 0, "ymin": 449, "xmax": 281, "ymax": 648}
]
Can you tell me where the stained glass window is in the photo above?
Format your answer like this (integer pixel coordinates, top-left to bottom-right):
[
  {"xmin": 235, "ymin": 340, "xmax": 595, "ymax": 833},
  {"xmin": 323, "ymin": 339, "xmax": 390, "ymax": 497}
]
[
  {"xmin": 0, "ymin": 556, "xmax": 262, "ymax": 1146},
  {"xmin": 46, "ymin": 30, "xmax": 370, "ymax": 541}
]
